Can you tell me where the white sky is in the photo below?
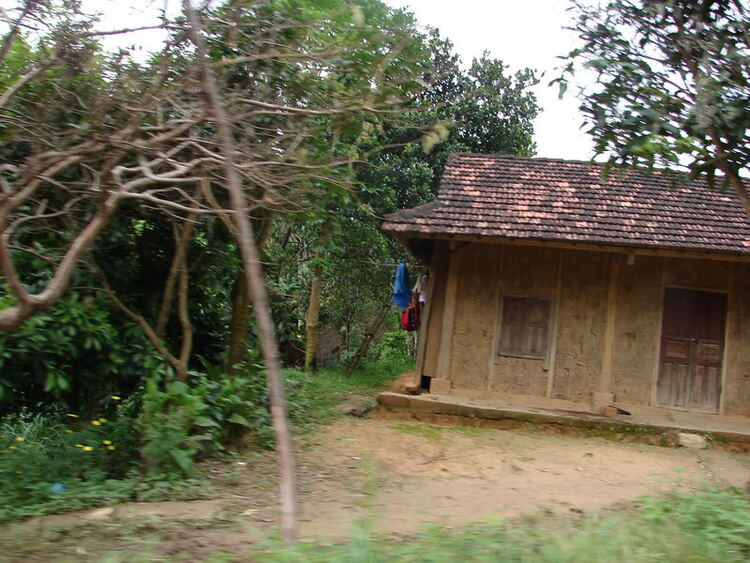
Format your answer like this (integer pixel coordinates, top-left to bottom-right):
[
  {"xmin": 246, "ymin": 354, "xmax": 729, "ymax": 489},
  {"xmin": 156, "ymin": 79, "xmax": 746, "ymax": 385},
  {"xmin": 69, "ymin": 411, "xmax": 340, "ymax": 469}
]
[
  {"xmin": 81, "ymin": 0, "xmax": 595, "ymax": 160},
  {"xmin": 386, "ymin": 0, "xmax": 595, "ymax": 160}
]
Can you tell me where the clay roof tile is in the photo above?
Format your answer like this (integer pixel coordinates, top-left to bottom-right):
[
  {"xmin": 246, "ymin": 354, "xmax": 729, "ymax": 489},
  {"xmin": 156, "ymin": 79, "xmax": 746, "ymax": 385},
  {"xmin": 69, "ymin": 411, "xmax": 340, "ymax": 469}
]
[{"xmin": 382, "ymin": 153, "xmax": 750, "ymax": 255}]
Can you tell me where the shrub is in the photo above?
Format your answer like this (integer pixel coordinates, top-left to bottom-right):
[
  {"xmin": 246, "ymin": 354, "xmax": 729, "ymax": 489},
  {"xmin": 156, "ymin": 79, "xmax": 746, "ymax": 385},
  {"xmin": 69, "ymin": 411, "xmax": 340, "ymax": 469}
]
[
  {"xmin": 0, "ymin": 291, "xmax": 163, "ymax": 412},
  {"xmin": 138, "ymin": 368, "xmax": 285, "ymax": 477},
  {"xmin": 0, "ymin": 408, "xmax": 140, "ymax": 522}
]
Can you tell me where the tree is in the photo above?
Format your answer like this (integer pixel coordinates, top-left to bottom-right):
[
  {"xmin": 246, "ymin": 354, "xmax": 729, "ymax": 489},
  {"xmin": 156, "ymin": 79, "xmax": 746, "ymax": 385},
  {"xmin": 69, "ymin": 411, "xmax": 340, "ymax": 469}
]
[
  {"xmin": 559, "ymin": 0, "xmax": 750, "ymax": 215},
  {"xmin": 293, "ymin": 41, "xmax": 541, "ymax": 371},
  {"xmin": 1, "ymin": 0, "xmax": 436, "ymax": 543}
]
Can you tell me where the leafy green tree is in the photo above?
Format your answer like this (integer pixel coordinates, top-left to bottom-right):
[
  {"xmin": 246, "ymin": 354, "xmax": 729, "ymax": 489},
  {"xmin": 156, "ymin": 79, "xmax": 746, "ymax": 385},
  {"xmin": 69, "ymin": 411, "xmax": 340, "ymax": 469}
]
[
  {"xmin": 559, "ymin": 0, "xmax": 750, "ymax": 214},
  {"xmin": 291, "ymin": 35, "xmax": 540, "ymax": 369}
]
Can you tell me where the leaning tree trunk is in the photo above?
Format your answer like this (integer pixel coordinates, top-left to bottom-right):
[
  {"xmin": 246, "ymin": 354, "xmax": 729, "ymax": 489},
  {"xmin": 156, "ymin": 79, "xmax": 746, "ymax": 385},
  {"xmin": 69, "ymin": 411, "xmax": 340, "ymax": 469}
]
[
  {"xmin": 344, "ymin": 299, "xmax": 392, "ymax": 376},
  {"xmin": 183, "ymin": 0, "xmax": 300, "ymax": 544},
  {"xmin": 226, "ymin": 214, "xmax": 273, "ymax": 374}
]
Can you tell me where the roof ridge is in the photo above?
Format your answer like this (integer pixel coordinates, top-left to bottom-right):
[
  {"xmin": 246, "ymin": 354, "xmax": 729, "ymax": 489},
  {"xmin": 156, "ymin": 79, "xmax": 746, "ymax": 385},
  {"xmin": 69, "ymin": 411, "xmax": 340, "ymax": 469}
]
[{"xmin": 449, "ymin": 152, "xmax": 722, "ymax": 177}]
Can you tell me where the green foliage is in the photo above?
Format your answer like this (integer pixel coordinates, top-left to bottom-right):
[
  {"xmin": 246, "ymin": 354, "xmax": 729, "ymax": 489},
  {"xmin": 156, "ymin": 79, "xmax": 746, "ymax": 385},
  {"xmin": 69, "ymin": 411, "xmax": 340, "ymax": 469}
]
[
  {"xmin": 259, "ymin": 489, "xmax": 750, "ymax": 562},
  {"xmin": 0, "ymin": 408, "xmax": 140, "ymax": 522},
  {"xmin": 139, "ymin": 379, "xmax": 213, "ymax": 478},
  {"xmin": 138, "ymin": 371, "xmax": 271, "ymax": 477},
  {"xmin": 261, "ymin": 26, "xmax": 540, "ymax": 368},
  {"xmin": 560, "ymin": 1, "xmax": 750, "ymax": 185},
  {"xmin": 282, "ymin": 349, "xmax": 410, "ymax": 426},
  {"xmin": 0, "ymin": 290, "xmax": 164, "ymax": 410},
  {"xmin": 138, "ymin": 353, "xmax": 404, "ymax": 478}
]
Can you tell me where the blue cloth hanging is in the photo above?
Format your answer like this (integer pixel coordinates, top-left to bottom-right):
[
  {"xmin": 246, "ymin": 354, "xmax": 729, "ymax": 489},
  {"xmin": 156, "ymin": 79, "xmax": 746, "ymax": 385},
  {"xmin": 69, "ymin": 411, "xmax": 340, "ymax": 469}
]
[{"xmin": 391, "ymin": 262, "xmax": 412, "ymax": 310}]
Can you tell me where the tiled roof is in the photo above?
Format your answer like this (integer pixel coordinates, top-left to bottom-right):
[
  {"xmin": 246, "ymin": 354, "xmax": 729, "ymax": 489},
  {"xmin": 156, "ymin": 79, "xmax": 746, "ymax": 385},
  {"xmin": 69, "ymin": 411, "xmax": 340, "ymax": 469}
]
[{"xmin": 383, "ymin": 153, "xmax": 750, "ymax": 255}]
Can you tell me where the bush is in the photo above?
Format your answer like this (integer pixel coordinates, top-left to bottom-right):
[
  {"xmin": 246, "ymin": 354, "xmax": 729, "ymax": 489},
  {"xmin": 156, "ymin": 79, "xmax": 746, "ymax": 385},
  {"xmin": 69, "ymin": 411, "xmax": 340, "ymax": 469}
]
[
  {"xmin": 0, "ymin": 291, "xmax": 163, "ymax": 412},
  {"xmin": 138, "ymin": 368, "xmax": 283, "ymax": 477},
  {"xmin": 0, "ymin": 408, "xmax": 140, "ymax": 522}
]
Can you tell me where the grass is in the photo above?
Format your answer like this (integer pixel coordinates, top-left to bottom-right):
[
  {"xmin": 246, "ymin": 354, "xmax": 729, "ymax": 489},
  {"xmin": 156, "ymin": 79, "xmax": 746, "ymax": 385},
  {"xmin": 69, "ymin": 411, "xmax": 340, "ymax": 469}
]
[
  {"xmin": 392, "ymin": 423, "xmax": 445, "ymax": 443},
  {"xmin": 449, "ymin": 425, "xmax": 491, "ymax": 438},
  {"xmin": 9, "ymin": 488, "xmax": 744, "ymax": 562},
  {"xmin": 285, "ymin": 352, "xmax": 412, "ymax": 427},
  {"xmin": 253, "ymin": 488, "xmax": 750, "ymax": 563}
]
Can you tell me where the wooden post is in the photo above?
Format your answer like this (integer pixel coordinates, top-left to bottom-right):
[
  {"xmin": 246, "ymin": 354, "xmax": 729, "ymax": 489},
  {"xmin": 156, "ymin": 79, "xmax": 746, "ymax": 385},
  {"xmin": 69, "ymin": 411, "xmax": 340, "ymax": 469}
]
[
  {"xmin": 413, "ymin": 253, "xmax": 439, "ymax": 385},
  {"xmin": 648, "ymin": 258, "xmax": 668, "ymax": 407},
  {"xmin": 718, "ymin": 262, "xmax": 734, "ymax": 415},
  {"xmin": 545, "ymin": 251, "xmax": 563, "ymax": 398}
]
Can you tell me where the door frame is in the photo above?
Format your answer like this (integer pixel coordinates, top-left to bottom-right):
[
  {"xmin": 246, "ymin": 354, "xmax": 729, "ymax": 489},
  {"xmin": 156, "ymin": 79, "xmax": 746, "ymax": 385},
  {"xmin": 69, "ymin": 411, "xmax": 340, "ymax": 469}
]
[{"xmin": 650, "ymin": 282, "xmax": 731, "ymax": 414}]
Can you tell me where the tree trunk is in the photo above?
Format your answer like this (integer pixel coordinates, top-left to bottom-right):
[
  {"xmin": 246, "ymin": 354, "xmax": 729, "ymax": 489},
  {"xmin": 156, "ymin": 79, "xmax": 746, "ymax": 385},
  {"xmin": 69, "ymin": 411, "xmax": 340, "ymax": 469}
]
[
  {"xmin": 304, "ymin": 222, "xmax": 331, "ymax": 372},
  {"xmin": 226, "ymin": 269, "xmax": 251, "ymax": 373},
  {"xmin": 175, "ymin": 225, "xmax": 193, "ymax": 381},
  {"xmin": 344, "ymin": 299, "xmax": 391, "ymax": 376},
  {"xmin": 183, "ymin": 0, "xmax": 300, "ymax": 544},
  {"xmin": 156, "ymin": 220, "xmax": 197, "ymax": 337},
  {"xmin": 303, "ymin": 263, "xmax": 323, "ymax": 372},
  {"xmin": 226, "ymin": 214, "xmax": 273, "ymax": 374}
]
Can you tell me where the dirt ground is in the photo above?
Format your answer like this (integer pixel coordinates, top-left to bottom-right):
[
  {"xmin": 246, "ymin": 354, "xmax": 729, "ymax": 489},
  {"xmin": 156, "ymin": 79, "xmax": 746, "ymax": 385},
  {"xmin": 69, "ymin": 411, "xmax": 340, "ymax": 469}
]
[{"xmin": 3, "ymin": 418, "xmax": 750, "ymax": 562}]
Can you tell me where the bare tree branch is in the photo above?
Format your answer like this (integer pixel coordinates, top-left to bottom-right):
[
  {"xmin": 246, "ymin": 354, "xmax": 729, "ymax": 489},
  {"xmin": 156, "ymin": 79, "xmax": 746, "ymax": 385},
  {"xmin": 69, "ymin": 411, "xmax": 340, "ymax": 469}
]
[{"xmin": 182, "ymin": 0, "xmax": 300, "ymax": 544}]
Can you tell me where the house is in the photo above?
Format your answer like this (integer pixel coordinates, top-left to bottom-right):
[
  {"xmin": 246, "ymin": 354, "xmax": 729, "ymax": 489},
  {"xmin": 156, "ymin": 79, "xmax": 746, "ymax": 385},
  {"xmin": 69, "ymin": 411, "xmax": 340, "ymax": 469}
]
[{"xmin": 383, "ymin": 153, "xmax": 750, "ymax": 421}]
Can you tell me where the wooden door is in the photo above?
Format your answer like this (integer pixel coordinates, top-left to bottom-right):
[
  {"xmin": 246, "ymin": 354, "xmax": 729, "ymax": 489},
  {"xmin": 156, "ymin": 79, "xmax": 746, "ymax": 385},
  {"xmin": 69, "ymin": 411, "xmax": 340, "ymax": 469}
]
[{"xmin": 657, "ymin": 288, "xmax": 727, "ymax": 413}]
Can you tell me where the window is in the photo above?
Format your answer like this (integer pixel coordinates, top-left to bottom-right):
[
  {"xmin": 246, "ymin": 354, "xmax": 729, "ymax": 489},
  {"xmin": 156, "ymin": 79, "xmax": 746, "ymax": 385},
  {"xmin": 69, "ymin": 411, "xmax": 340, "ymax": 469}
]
[{"xmin": 498, "ymin": 297, "xmax": 551, "ymax": 359}]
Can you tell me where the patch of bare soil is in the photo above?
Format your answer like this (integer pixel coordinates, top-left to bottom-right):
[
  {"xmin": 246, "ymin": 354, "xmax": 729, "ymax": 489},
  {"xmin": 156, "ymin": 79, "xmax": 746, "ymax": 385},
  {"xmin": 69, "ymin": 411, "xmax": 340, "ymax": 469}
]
[{"xmin": 2, "ymin": 418, "xmax": 749, "ymax": 562}]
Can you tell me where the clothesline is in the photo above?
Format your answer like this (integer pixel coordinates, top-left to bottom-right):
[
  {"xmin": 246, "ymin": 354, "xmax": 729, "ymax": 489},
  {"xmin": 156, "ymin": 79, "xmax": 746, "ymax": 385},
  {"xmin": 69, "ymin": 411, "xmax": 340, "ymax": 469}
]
[{"xmin": 349, "ymin": 259, "xmax": 419, "ymax": 268}]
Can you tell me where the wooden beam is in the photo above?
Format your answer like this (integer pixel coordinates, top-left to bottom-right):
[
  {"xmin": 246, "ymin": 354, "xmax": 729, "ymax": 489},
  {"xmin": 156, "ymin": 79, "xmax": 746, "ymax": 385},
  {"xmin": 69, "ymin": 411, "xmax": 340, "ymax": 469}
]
[
  {"xmin": 387, "ymin": 231, "xmax": 750, "ymax": 263},
  {"xmin": 719, "ymin": 262, "xmax": 734, "ymax": 415},
  {"xmin": 649, "ymin": 259, "xmax": 668, "ymax": 407}
]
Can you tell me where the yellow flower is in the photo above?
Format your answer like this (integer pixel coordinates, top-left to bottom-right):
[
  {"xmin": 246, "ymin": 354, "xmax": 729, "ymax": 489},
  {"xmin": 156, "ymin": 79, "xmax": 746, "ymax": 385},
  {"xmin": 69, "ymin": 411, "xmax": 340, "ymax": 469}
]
[
  {"xmin": 82, "ymin": 446, "xmax": 93, "ymax": 452},
  {"xmin": 98, "ymin": 418, "xmax": 107, "ymax": 423},
  {"xmin": 102, "ymin": 440, "xmax": 112, "ymax": 445},
  {"xmin": 75, "ymin": 444, "xmax": 84, "ymax": 448},
  {"xmin": 91, "ymin": 420, "xmax": 101, "ymax": 426},
  {"xmin": 14, "ymin": 437, "xmax": 24, "ymax": 442},
  {"xmin": 111, "ymin": 396, "xmax": 122, "ymax": 401},
  {"xmin": 106, "ymin": 445, "xmax": 116, "ymax": 451},
  {"xmin": 65, "ymin": 430, "xmax": 73, "ymax": 434},
  {"xmin": 66, "ymin": 414, "xmax": 79, "ymax": 418},
  {"xmin": 8, "ymin": 446, "xmax": 16, "ymax": 450}
]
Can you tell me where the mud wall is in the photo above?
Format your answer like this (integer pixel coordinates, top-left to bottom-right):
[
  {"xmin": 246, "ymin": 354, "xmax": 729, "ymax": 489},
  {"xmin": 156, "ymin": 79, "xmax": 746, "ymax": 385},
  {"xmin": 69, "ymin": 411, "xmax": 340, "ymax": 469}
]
[
  {"xmin": 447, "ymin": 244, "xmax": 499, "ymax": 390},
  {"xmin": 422, "ymin": 241, "xmax": 448, "ymax": 378},
  {"xmin": 489, "ymin": 245, "xmax": 559, "ymax": 396},
  {"xmin": 421, "ymin": 240, "xmax": 750, "ymax": 417},
  {"xmin": 609, "ymin": 255, "xmax": 662, "ymax": 405},
  {"xmin": 551, "ymin": 251, "xmax": 610, "ymax": 402}
]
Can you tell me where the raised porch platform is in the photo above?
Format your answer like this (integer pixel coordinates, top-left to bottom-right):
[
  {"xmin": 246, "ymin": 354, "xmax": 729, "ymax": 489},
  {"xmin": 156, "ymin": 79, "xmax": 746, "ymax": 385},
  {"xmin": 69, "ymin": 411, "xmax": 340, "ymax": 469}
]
[{"xmin": 376, "ymin": 392, "xmax": 750, "ymax": 450}]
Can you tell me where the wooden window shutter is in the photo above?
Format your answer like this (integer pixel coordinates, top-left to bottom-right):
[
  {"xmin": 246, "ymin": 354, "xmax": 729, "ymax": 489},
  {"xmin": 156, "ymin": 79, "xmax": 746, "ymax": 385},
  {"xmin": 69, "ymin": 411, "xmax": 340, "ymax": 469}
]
[{"xmin": 498, "ymin": 297, "xmax": 551, "ymax": 359}]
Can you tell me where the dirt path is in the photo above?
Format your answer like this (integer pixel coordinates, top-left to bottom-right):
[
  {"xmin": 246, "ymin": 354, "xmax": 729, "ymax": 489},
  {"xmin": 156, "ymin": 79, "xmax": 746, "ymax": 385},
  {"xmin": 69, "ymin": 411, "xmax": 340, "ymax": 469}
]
[
  {"xmin": 294, "ymin": 419, "xmax": 749, "ymax": 537},
  {"xmin": 4, "ymin": 418, "xmax": 749, "ymax": 561}
]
